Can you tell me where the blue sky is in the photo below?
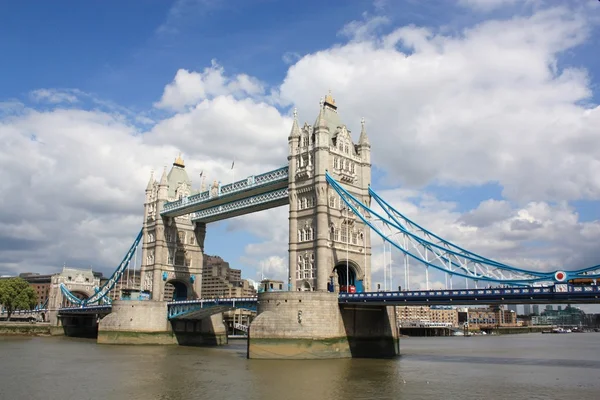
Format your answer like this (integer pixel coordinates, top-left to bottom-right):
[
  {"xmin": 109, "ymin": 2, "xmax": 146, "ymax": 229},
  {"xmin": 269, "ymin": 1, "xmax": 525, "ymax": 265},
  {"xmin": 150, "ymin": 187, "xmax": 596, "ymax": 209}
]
[{"xmin": 1, "ymin": 0, "xmax": 599, "ymax": 300}]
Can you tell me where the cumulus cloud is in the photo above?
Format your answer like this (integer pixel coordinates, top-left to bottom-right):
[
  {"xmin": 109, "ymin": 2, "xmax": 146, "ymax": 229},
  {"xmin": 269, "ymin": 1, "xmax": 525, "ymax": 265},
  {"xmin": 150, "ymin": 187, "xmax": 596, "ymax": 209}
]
[
  {"xmin": 1, "ymin": 2, "xmax": 599, "ymax": 298},
  {"xmin": 154, "ymin": 61, "xmax": 265, "ymax": 111},
  {"xmin": 280, "ymin": 6, "xmax": 600, "ymax": 203}
]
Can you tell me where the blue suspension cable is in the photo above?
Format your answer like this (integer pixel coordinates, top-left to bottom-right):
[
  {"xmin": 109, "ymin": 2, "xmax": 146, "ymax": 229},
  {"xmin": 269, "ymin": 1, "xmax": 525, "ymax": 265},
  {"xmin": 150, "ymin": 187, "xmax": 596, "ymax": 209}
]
[{"xmin": 326, "ymin": 173, "xmax": 547, "ymax": 284}]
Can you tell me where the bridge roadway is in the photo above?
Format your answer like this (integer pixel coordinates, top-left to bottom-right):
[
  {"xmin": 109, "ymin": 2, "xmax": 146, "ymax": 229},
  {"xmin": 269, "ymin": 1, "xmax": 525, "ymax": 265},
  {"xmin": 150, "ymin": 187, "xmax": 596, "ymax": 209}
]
[
  {"xmin": 339, "ymin": 284, "xmax": 600, "ymax": 306},
  {"xmin": 56, "ymin": 284, "xmax": 600, "ymax": 317}
]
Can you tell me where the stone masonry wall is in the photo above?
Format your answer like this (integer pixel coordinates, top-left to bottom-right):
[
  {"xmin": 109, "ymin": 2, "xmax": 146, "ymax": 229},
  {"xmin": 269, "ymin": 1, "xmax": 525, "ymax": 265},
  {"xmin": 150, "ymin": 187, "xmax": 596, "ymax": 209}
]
[
  {"xmin": 98, "ymin": 300, "xmax": 176, "ymax": 344},
  {"xmin": 248, "ymin": 292, "xmax": 399, "ymax": 359}
]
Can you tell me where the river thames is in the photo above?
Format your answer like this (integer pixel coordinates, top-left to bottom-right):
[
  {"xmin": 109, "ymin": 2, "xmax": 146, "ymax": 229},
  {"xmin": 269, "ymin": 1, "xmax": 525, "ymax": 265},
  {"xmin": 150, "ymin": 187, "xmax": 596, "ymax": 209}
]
[{"xmin": 1, "ymin": 333, "xmax": 598, "ymax": 400}]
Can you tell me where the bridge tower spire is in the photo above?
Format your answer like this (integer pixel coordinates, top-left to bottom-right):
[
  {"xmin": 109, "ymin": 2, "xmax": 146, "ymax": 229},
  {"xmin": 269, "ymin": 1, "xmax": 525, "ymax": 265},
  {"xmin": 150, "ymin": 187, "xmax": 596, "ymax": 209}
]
[{"xmin": 288, "ymin": 92, "xmax": 372, "ymax": 292}]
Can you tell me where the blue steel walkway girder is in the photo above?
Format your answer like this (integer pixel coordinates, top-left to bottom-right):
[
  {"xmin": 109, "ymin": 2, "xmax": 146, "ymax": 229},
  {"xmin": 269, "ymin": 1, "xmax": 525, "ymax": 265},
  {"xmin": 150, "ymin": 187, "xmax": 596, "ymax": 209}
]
[
  {"xmin": 339, "ymin": 285, "xmax": 600, "ymax": 306},
  {"xmin": 161, "ymin": 166, "xmax": 289, "ymax": 218},
  {"xmin": 191, "ymin": 188, "xmax": 289, "ymax": 223}
]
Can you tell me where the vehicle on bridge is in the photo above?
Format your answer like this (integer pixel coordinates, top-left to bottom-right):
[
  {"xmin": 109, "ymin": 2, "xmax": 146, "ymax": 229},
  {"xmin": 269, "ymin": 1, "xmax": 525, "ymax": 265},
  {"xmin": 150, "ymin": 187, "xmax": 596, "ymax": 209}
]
[{"xmin": 340, "ymin": 285, "xmax": 356, "ymax": 293}]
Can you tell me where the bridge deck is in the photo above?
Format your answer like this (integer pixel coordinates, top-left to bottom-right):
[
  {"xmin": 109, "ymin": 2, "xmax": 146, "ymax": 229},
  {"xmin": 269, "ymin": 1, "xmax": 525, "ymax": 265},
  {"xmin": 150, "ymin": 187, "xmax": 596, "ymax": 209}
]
[
  {"xmin": 55, "ymin": 285, "xmax": 600, "ymax": 317},
  {"xmin": 339, "ymin": 286, "xmax": 600, "ymax": 306}
]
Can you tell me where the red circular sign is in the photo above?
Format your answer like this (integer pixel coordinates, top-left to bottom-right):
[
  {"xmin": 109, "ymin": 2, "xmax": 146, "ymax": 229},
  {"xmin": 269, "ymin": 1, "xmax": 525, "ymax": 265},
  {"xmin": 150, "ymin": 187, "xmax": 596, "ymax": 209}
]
[{"xmin": 555, "ymin": 271, "xmax": 565, "ymax": 281}]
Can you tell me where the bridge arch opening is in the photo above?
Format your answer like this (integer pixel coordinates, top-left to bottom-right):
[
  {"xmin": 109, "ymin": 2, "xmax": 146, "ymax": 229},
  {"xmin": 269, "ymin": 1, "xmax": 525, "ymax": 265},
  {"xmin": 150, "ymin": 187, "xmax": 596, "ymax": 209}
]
[
  {"xmin": 62, "ymin": 291, "xmax": 90, "ymax": 307},
  {"xmin": 298, "ymin": 280, "xmax": 313, "ymax": 291},
  {"xmin": 164, "ymin": 280, "xmax": 188, "ymax": 301},
  {"xmin": 331, "ymin": 261, "xmax": 363, "ymax": 293}
]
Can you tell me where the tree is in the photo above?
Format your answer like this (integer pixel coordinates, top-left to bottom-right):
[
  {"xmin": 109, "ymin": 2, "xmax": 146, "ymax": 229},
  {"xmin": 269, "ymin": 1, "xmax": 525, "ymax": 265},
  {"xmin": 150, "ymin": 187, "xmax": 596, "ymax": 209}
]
[{"xmin": 0, "ymin": 278, "xmax": 37, "ymax": 321}]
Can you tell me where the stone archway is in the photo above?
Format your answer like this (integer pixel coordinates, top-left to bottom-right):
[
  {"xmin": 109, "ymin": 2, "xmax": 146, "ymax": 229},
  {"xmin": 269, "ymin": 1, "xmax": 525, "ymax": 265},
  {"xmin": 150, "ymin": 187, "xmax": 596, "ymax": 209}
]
[
  {"xmin": 298, "ymin": 280, "xmax": 312, "ymax": 292},
  {"xmin": 164, "ymin": 280, "xmax": 189, "ymax": 302},
  {"xmin": 332, "ymin": 260, "xmax": 363, "ymax": 293}
]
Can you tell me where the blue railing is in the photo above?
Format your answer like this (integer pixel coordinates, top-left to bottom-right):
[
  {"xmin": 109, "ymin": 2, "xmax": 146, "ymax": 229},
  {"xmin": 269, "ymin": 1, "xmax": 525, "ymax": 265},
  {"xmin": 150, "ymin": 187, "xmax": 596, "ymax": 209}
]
[
  {"xmin": 58, "ymin": 305, "xmax": 113, "ymax": 314},
  {"xmin": 167, "ymin": 297, "xmax": 258, "ymax": 319},
  {"xmin": 339, "ymin": 285, "xmax": 600, "ymax": 305}
]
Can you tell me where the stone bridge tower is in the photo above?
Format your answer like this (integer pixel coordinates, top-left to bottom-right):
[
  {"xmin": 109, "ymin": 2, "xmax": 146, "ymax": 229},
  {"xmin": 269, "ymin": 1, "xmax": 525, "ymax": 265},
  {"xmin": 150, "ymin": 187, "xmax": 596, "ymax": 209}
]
[
  {"xmin": 288, "ymin": 93, "xmax": 372, "ymax": 292},
  {"xmin": 47, "ymin": 267, "xmax": 100, "ymax": 325},
  {"xmin": 140, "ymin": 155, "xmax": 204, "ymax": 301}
]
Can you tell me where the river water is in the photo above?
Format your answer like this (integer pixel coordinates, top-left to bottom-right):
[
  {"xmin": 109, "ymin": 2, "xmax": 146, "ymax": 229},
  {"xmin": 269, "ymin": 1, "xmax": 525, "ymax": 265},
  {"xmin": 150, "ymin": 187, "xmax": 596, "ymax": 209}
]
[{"xmin": 1, "ymin": 334, "xmax": 598, "ymax": 400}]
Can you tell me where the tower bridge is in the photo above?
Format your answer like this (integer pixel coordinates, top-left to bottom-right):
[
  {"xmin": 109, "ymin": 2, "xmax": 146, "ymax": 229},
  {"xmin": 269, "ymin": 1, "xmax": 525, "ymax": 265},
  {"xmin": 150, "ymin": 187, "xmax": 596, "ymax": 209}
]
[{"xmin": 47, "ymin": 92, "xmax": 600, "ymax": 359}]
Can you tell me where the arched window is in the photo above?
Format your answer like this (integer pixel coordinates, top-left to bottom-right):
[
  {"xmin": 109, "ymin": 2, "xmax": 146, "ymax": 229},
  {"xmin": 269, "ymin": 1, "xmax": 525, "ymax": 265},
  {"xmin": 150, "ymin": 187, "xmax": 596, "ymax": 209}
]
[
  {"xmin": 329, "ymin": 225, "xmax": 335, "ymax": 240},
  {"xmin": 351, "ymin": 163, "xmax": 355, "ymax": 173},
  {"xmin": 344, "ymin": 144, "xmax": 349, "ymax": 154},
  {"xmin": 341, "ymin": 222, "xmax": 349, "ymax": 243},
  {"xmin": 298, "ymin": 230, "xmax": 302, "ymax": 242},
  {"xmin": 302, "ymin": 197, "xmax": 307, "ymax": 209},
  {"xmin": 334, "ymin": 157, "xmax": 339, "ymax": 169},
  {"xmin": 334, "ymin": 228, "xmax": 340, "ymax": 242},
  {"xmin": 329, "ymin": 196, "xmax": 336, "ymax": 208},
  {"xmin": 308, "ymin": 227, "xmax": 313, "ymax": 240}
]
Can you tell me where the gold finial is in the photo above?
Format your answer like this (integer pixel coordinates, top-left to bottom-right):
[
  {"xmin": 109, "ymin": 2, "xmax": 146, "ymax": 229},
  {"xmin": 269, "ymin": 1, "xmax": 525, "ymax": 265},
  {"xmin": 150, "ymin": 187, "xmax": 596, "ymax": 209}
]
[
  {"xmin": 324, "ymin": 89, "xmax": 335, "ymax": 106},
  {"xmin": 174, "ymin": 152, "xmax": 185, "ymax": 167}
]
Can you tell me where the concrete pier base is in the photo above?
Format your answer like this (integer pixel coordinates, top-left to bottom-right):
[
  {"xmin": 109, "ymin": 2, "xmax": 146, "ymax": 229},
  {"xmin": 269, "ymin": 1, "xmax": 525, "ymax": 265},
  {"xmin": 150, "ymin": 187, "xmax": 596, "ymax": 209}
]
[
  {"xmin": 98, "ymin": 300, "xmax": 227, "ymax": 345},
  {"xmin": 248, "ymin": 292, "xmax": 399, "ymax": 359}
]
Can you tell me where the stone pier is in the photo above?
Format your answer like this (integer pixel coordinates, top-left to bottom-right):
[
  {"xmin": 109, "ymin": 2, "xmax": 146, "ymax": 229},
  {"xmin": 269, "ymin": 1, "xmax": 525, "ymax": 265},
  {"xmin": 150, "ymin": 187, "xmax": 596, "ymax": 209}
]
[
  {"xmin": 248, "ymin": 292, "xmax": 399, "ymax": 359},
  {"xmin": 98, "ymin": 300, "xmax": 227, "ymax": 345}
]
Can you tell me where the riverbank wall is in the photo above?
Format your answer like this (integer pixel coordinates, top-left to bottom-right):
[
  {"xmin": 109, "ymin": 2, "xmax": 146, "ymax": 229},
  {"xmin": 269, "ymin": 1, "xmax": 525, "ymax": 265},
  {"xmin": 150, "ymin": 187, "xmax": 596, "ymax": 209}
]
[{"xmin": 0, "ymin": 322, "xmax": 54, "ymax": 336}]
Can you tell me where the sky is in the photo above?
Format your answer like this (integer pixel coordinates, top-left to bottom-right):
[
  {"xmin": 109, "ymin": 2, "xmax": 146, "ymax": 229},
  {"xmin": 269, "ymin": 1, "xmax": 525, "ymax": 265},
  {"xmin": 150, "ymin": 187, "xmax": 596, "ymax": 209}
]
[{"xmin": 1, "ymin": 0, "xmax": 600, "ymax": 309}]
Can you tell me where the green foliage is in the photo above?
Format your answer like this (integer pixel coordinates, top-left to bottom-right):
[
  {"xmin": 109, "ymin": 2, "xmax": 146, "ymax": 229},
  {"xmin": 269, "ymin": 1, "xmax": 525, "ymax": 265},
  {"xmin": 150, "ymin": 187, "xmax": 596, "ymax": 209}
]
[{"xmin": 0, "ymin": 278, "xmax": 37, "ymax": 321}]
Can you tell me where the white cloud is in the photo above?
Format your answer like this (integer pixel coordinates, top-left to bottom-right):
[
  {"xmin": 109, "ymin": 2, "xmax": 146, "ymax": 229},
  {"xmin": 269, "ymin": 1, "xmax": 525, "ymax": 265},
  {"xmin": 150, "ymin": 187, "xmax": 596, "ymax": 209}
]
[
  {"xmin": 457, "ymin": 0, "xmax": 547, "ymax": 12},
  {"xmin": 282, "ymin": 51, "xmax": 301, "ymax": 65},
  {"xmin": 1, "ymin": 3, "xmax": 599, "ymax": 299},
  {"xmin": 30, "ymin": 89, "xmax": 79, "ymax": 104},
  {"xmin": 280, "ymin": 6, "xmax": 599, "ymax": 203},
  {"xmin": 338, "ymin": 13, "xmax": 390, "ymax": 42},
  {"xmin": 154, "ymin": 61, "xmax": 265, "ymax": 111}
]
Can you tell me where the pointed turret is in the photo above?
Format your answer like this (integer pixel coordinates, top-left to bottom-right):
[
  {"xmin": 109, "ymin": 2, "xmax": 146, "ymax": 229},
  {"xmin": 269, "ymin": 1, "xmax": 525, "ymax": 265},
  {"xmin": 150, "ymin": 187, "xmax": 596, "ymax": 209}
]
[
  {"xmin": 358, "ymin": 117, "xmax": 370, "ymax": 147},
  {"xmin": 357, "ymin": 117, "xmax": 371, "ymax": 166},
  {"xmin": 289, "ymin": 108, "xmax": 301, "ymax": 138},
  {"xmin": 157, "ymin": 166, "xmax": 169, "ymax": 202},
  {"xmin": 159, "ymin": 166, "xmax": 168, "ymax": 186},
  {"xmin": 316, "ymin": 106, "xmax": 328, "ymax": 130},
  {"xmin": 146, "ymin": 170, "xmax": 155, "ymax": 192}
]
